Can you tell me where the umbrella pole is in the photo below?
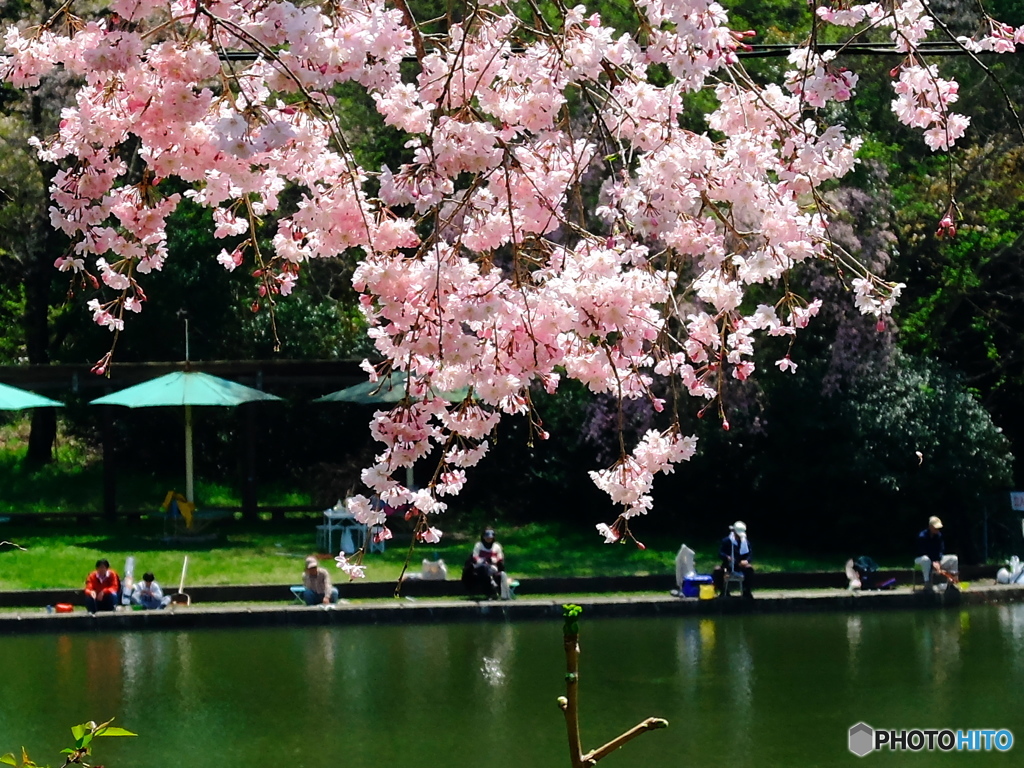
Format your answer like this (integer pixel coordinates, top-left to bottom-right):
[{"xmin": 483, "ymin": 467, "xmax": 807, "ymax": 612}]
[{"xmin": 185, "ymin": 404, "xmax": 195, "ymax": 503}]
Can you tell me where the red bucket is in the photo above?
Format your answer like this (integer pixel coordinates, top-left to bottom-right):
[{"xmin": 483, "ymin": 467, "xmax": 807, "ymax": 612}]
[{"xmin": 55, "ymin": 603, "xmax": 74, "ymax": 613}]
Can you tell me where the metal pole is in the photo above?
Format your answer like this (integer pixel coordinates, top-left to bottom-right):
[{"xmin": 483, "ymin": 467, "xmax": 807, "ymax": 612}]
[
  {"xmin": 185, "ymin": 404, "xmax": 195, "ymax": 503},
  {"xmin": 102, "ymin": 405, "xmax": 117, "ymax": 520},
  {"xmin": 983, "ymin": 506, "xmax": 989, "ymax": 563}
]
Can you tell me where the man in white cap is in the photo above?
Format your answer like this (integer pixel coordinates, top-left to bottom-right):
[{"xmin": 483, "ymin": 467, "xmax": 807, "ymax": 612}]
[
  {"xmin": 301, "ymin": 556, "xmax": 339, "ymax": 606},
  {"xmin": 915, "ymin": 516, "xmax": 958, "ymax": 591},
  {"xmin": 712, "ymin": 521, "xmax": 754, "ymax": 598}
]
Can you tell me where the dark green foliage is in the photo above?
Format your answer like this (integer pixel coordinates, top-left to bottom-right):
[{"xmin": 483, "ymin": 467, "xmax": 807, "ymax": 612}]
[{"xmin": 745, "ymin": 353, "xmax": 1013, "ymax": 559}]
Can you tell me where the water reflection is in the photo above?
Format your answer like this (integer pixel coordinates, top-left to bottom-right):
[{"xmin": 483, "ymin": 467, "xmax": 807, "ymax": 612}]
[
  {"xmin": 723, "ymin": 619, "xmax": 754, "ymax": 758},
  {"xmin": 479, "ymin": 623, "xmax": 514, "ymax": 689},
  {"xmin": 3, "ymin": 606, "xmax": 1024, "ymax": 768},
  {"xmin": 998, "ymin": 602, "xmax": 1024, "ymax": 643},
  {"xmin": 671, "ymin": 613, "xmax": 752, "ymax": 763},
  {"xmin": 120, "ymin": 631, "xmax": 172, "ymax": 714},
  {"xmin": 916, "ymin": 610, "xmax": 964, "ymax": 690},
  {"xmin": 846, "ymin": 614, "xmax": 862, "ymax": 671}
]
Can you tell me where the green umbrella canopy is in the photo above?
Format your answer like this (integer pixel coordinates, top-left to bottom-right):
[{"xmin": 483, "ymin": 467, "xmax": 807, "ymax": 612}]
[
  {"xmin": 90, "ymin": 371, "xmax": 281, "ymax": 503},
  {"xmin": 314, "ymin": 371, "xmax": 468, "ymax": 405},
  {"xmin": 0, "ymin": 382, "xmax": 62, "ymax": 410},
  {"xmin": 90, "ymin": 371, "xmax": 282, "ymax": 407}
]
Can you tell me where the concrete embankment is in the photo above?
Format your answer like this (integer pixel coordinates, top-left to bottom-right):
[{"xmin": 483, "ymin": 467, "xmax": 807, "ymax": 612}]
[
  {"xmin": 0, "ymin": 579, "xmax": 1021, "ymax": 636},
  {"xmin": 0, "ymin": 564, "xmax": 999, "ymax": 608}
]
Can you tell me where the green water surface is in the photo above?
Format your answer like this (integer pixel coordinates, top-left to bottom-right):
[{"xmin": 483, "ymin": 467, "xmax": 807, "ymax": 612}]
[{"xmin": 1, "ymin": 605, "xmax": 1022, "ymax": 767}]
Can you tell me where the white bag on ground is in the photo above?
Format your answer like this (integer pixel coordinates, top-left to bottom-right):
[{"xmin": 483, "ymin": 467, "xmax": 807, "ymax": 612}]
[
  {"xmin": 421, "ymin": 559, "xmax": 447, "ymax": 580},
  {"xmin": 997, "ymin": 556, "xmax": 1024, "ymax": 584}
]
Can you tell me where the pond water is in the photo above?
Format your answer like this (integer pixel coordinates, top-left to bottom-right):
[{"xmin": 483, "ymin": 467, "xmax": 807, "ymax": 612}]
[{"xmin": 1, "ymin": 605, "xmax": 1023, "ymax": 767}]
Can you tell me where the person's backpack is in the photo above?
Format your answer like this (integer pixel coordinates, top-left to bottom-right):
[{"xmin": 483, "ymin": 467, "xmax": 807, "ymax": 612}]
[{"xmin": 853, "ymin": 556, "xmax": 880, "ymax": 588}]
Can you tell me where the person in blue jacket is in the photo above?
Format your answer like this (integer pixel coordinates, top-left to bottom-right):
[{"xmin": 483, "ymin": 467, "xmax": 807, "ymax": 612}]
[{"xmin": 712, "ymin": 521, "xmax": 754, "ymax": 598}]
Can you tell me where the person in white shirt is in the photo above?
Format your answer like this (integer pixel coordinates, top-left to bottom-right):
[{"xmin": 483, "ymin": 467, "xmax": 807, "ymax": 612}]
[{"xmin": 131, "ymin": 572, "xmax": 171, "ymax": 610}]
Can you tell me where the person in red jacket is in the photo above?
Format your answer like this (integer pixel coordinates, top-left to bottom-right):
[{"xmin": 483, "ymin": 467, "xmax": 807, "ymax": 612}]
[{"xmin": 84, "ymin": 559, "xmax": 120, "ymax": 613}]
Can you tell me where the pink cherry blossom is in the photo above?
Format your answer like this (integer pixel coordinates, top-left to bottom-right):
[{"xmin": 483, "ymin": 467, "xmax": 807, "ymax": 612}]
[
  {"xmin": 334, "ymin": 552, "xmax": 366, "ymax": 580},
  {"xmin": 3, "ymin": 0, "xmax": 1020, "ymax": 560}
]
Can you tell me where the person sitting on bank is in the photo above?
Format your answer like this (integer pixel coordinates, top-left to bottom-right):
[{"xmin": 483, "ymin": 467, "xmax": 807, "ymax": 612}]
[
  {"xmin": 462, "ymin": 527, "xmax": 505, "ymax": 598},
  {"xmin": 712, "ymin": 521, "xmax": 754, "ymax": 598},
  {"xmin": 84, "ymin": 559, "xmax": 121, "ymax": 613},
  {"xmin": 131, "ymin": 572, "xmax": 171, "ymax": 610},
  {"xmin": 915, "ymin": 516, "xmax": 959, "ymax": 590},
  {"xmin": 302, "ymin": 556, "xmax": 339, "ymax": 606}
]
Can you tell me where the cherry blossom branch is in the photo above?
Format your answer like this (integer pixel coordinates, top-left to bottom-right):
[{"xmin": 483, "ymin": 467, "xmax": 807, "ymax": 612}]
[
  {"xmin": 923, "ymin": 7, "xmax": 1024, "ymax": 146},
  {"xmin": 8, "ymin": 0, "xmax": 1023, "ymax": 559}
]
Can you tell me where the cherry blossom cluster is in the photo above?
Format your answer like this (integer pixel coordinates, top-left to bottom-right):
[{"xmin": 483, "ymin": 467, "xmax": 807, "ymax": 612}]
[
  {"xmin": 892, "ymin": 65, "xmax": 970, "ymax": 151},
  {"xmin": 4, "ymin": 0, "xmax": 1023, "ymax": 560},
  {"xmin": 816, "ymin": 2, "xmax": 1023, "ymax": 153}
]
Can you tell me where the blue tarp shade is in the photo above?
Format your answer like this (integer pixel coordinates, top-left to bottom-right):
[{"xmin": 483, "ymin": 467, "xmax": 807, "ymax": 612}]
[
  {"xmin": 90, "ymin": 371, "xmax": 281, "ymax": 408},
  {"xmin": 314, "ymin": 371, "xmax": 468, "ymax": 405},
  {"xmin": 90, "ymin": 371, "xmax": 281, "ymax": 502},
  {"xmin": 0, "ymin": 382, "xmax": 62, "ymax": 410}
]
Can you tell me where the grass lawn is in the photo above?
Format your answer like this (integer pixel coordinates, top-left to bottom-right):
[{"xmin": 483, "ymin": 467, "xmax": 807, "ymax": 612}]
[
  {"xmin": 0, "ymin": 518, "xmax": 892, "ymax": 592},
  {"xmin": 0, "ymin": 419, "xmax": 906, "ymax": 592}
]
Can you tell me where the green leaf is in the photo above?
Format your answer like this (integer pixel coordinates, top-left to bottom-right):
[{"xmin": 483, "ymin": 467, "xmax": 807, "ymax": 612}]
[
  {"xmin": 0, "ymin": 753, "xmax": 16, "ymax": 766},
  {"xmin": 95, "ymin": 727, "xmax": 136, "ymax": 738},
  {"xmin": 70, "ymin": 725, "xmax": 86, "ymax": 741},
  {"xmin": 562, "ymin": 603, "xmax": 583, "ymax": 636}
]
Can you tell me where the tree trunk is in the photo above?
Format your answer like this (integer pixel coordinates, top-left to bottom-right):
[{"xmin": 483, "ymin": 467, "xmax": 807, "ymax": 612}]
[{"xmin": 23, "ymin": 92, "xmax": 60, "ymax": 468}]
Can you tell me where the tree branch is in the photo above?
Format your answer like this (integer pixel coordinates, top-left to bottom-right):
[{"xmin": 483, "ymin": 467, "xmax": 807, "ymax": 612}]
[
  {"xmin": 558, "ymin": 605, "xmax": 666, "ymax": 767},
  {"xmin": 584, "ymin": 717, "xmax": 670, "ymax": 764}
]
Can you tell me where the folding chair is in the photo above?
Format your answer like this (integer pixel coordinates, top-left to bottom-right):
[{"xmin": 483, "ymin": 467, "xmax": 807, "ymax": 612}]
[
  {"xmin": 290, "ymin": 586, "xmax": 306, "ymax": 604},
  {"xmin": 724, "ymin": 570, "xmax": 745, "ymax": 597}
]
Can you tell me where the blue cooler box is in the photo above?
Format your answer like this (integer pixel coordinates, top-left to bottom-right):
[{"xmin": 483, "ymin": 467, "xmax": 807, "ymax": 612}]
[{"xmin": 682, "ymin": 574, "xmax": 714, "ymax": 598}]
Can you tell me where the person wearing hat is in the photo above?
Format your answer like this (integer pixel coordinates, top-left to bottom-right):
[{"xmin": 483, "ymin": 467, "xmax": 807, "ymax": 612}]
[
  {"xmin": 301, "ymin": 556, "xmax": 339, "ymax": 606},
  {"xmin": 712, "ymin": 521, "xmax": 754, "ymax": 598},
  {"xmin": 915, "ymin": 516, "xmax": 958, "ymax": 591}
]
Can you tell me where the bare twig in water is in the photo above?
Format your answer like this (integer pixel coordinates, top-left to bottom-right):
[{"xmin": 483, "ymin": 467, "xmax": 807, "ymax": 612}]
[{"xmin": 558, "ymin": 605, "xmax": 668, "ymax": 767}]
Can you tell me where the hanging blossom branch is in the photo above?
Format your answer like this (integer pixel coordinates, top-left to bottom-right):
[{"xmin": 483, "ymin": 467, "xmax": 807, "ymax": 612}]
[{"xmin": 5, "ymin": 0, "xmax": 1024, "ymax": 559}]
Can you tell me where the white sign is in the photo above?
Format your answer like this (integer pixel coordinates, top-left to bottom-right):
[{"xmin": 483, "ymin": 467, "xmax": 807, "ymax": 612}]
[{"xmin": 1010, "ymin": 492, "xmax": 1024, "ymax": 511}]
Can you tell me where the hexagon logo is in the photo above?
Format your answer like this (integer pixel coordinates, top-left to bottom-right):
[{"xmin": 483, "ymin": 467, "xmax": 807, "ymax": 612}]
[{"xmin": 849, "ymin": 722, "xmax": 875, "ymax": 757}]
